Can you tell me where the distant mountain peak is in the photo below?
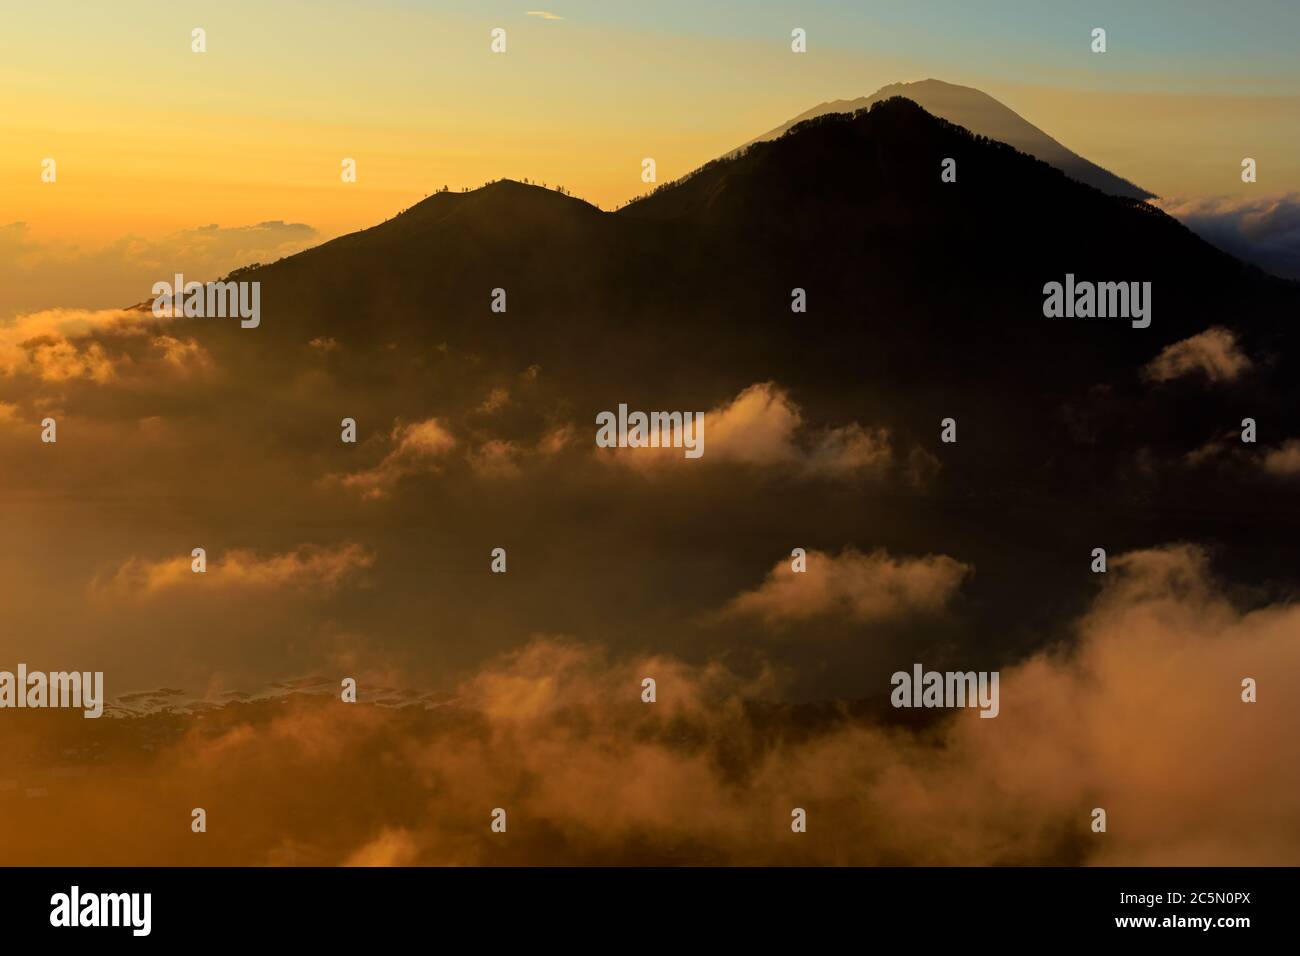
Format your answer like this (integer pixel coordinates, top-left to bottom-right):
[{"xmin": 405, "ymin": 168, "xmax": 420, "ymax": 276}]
[{"xmin": 732, "ymin": 78, "xmax": 1154, "ymax": 201}]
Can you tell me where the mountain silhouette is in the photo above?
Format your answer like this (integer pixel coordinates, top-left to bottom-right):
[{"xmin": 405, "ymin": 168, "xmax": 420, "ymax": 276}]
[
  {"xmin": 174, "ymin": 96, "xmax": 1300, "ymax": 692},
  {"xmin": 732, "ymin": 79, "xmax": 1154, "ymax": 200},
  {"xmin": 222, "ymin": 96, "xmax": 1295, "ymax": 463}
]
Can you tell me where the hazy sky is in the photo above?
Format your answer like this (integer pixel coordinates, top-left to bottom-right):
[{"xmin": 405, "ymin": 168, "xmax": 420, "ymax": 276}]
[{"xmin": 3, "ymin": 0, "xmax": 1297, "ymax": 261}]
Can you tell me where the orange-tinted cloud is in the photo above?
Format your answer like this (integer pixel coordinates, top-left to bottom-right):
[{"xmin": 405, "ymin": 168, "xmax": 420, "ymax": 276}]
[
  {"xmin": 93, "ymin": 543, "xmax": 374, "ymax": 600},
  {"xmin": 344, "ymin": 828, "xmax": 421, "ymax": 866},
  {"xmin": 336, "ymin": 418, "xmax": 457, "ymax": 499},
  {"xmin": 1262, "ymin": 439, "xmax": 1300, "ymax": 476},
  {"xmin": 720, "ymin": 547, "xmax": 971, "ymax": 627},
  {"xmin": 4, "ymin": 544, "xmax": 1296, "ymax": 866},
  {"xmin": 0, "ymin": 308, "xmax": 146, "ymax": 379},
  {"xmin": 467, "ymin": 439, "xmax": 523, "ymax": 479},
  {"xmin": 1144, "ymin": 327, "xmax": 1251, "ymax": 383},
  {"xmin": 0, "ymin": 306, "xmax": 217, "ymax": 385},
  {"xmin": 600, "ymin": 382, "xmax": 894, "ymax": 479},
  {"xmin": 0, "ymin": 221, "xmax": 318, "ymax": 322}
]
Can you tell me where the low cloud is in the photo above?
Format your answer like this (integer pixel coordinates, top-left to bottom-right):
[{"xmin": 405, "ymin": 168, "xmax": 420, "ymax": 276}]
[
  {"xmin": 336, "ymin": 418, "xmax": 457, "ymax": 499},
  {"xmin": 603, "ymin": 382, "xmax": 894, "ymax": 479},
  {"xmin": 1156, "ymin": 193, "xmax": 1300, "ymax": 281},
  {"xmin": 467, "ymin": 439, "xmax": 523, "ymax": 479},
  {"xmin": 1189, "ymin": 433, "xmax": 1300, "ymax": 478},
  {"xmin": 6, "ymin": 544, "xmax": 1297, "ymax": 865},
  {"xmin": 1144, "ymin": 327, "xmax": 1251, "ymax": 384},
  {"xmin": 477, "ymin": 387, "xmax": 510, "ymax": 414},
  {"xmin": 0, "ymin": 306, "xmax": 214, "ymax": 384},
  {"xmin": 152, "ymin": 335, "xmax": 213, "ymax": 373},
  {"xmin": 1262, "ymin": 439, "xmax": 1300, "ymax": 477},
  {"xmin": 0, "ymin": 220, "xmax": 318, "ymax": 322},
  {"xmin": 94, "ymin": 543, "xmax": 374, "ymax": 599},
  {"xmin": 344, "ymin": 828, "xmax": 420, "ymax": 867},
  {"xmin": 0, "ymin": 307, "xmax": 150, "ymax": 380},
  {"xmin": 720, "ymin": 547, "xmax": 971, "ymax": 627},
  {"xmin": 705, "ymin": 381, "xmax": 803, "ymax": 465},
  {"xmin": 803, "ymin": 423, "xmax": 893, "ymax": 478}
]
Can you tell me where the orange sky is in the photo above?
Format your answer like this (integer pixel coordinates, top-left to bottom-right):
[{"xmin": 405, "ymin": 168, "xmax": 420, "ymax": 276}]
[{"xmin": 3, "ymin": 3, "xmax": 1297, "ymax": 255}]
